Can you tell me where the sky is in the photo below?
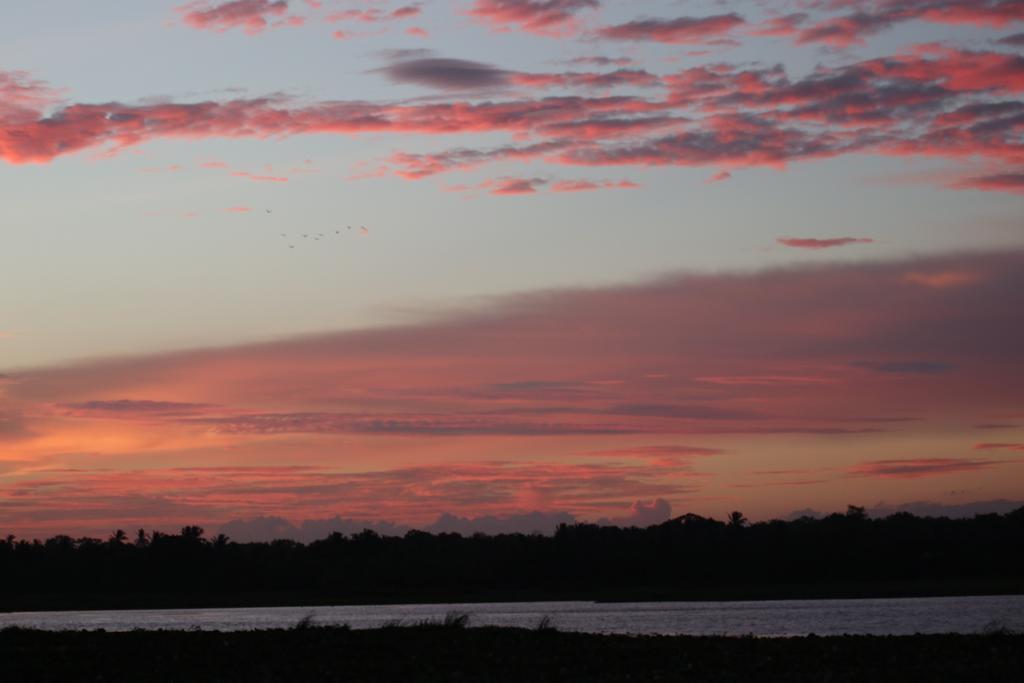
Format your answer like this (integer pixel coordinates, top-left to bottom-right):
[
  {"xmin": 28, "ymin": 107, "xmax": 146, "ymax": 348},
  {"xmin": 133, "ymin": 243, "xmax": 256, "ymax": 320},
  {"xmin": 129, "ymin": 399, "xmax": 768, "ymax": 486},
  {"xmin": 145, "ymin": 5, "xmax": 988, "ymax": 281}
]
[{"xmin": 1, "ymin": 0, "xmax": 1023, "ymax": 539}]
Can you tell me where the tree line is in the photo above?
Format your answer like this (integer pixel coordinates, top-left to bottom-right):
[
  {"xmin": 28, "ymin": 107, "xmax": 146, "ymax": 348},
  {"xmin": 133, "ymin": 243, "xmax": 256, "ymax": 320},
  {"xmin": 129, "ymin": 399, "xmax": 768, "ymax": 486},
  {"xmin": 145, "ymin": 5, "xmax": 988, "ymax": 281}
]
[{"xmin": 2, "ymin": 506, "xmax": 1022, "ymax": 610}]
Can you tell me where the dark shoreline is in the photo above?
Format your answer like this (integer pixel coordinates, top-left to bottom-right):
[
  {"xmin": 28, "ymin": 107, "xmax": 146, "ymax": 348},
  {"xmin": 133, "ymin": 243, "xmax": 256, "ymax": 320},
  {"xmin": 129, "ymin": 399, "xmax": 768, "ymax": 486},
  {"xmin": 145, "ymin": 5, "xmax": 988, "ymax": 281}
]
[
  {"xmin": 4, "ymin": 579, "xmax": 1023, "ymax": 614},
  {"xmin": 7, "ymin": 509, "xmax": 1022, "ymax": 617},
  {"xmin": 3, "ymin": 624, "xmax": 1022, "ymax": 682}
]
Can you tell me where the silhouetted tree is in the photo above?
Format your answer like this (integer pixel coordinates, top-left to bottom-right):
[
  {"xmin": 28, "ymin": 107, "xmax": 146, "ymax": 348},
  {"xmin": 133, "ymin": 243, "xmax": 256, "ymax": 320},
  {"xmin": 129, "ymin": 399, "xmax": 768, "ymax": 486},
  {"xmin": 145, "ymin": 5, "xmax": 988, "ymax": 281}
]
[{"xmin": 0, "ymin": 507, "xmax": 1021, "ymax": 611}]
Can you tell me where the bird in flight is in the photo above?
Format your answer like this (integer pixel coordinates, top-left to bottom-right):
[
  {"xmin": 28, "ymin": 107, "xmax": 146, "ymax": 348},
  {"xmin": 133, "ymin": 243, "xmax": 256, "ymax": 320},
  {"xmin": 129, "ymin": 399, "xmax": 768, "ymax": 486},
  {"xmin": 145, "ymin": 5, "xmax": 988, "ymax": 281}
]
[{"xmin": 266, "ymin": 209, "xmax": 273, "ymax": 214}]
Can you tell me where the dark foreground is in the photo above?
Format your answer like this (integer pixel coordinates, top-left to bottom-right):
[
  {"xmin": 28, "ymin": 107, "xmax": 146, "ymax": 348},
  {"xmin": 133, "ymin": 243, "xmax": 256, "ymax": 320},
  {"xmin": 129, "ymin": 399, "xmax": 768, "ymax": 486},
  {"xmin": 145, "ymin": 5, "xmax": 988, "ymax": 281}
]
[{"xmin": 2, "ymin": 625, "xmax": 1022, "ymax": 682}]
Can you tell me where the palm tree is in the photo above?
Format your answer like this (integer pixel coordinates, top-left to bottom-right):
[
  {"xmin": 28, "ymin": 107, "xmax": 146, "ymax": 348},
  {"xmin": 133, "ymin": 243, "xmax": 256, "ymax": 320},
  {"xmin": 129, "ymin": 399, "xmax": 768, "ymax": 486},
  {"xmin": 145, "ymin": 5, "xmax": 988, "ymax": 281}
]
[{"xmin": 727, "ymin": 511, "xmax": 748, "ymax": 528}]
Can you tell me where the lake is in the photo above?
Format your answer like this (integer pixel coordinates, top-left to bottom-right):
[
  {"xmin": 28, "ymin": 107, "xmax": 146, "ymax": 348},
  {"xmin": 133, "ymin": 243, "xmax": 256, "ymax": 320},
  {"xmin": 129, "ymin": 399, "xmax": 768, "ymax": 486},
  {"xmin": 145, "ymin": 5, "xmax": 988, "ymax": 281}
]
[{"xmin": 2, "ymin": 595, "xmax": 1021, "ymax": 636}]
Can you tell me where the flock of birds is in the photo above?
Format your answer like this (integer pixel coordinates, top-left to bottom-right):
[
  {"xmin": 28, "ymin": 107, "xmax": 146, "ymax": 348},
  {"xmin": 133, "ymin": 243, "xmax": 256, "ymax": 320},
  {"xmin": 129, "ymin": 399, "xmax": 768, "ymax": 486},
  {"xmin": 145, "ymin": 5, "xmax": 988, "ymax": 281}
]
[{"xmin": 263, "ymin": 209, "xmax": 370, "ymax": 249}]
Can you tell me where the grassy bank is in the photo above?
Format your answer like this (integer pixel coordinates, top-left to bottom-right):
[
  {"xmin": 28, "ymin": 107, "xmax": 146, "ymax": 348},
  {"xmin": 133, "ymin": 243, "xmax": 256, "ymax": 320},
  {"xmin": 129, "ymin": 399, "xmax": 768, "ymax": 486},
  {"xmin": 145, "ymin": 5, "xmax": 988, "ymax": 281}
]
[{"xmin": 2, "ymin": 624, "xmax": 1022, "ymax": 682}]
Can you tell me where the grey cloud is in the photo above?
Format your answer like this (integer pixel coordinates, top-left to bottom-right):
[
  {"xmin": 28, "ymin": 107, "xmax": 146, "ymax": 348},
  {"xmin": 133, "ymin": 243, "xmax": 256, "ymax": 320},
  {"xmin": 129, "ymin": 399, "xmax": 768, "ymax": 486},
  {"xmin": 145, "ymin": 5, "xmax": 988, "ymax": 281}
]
[
  {"xmin": 376, "ymin": 58, "xmax": 510, "ymax": 90},
  {"xmin": 425, "ymin": 510, "xmax": 576, "ymax": 536},
  {"xmin": 594, "ymin": 498, "xmax": 672, "ymax": 527},
  {"xmin": 63, "ymin": 399, "xmax": 213, "ymax": 415},
  {"xmin": 219, "ymin": 515, "xmax": 410, "ymax": 543},
  {"xmin": 217, "ymin": 500, "xmax": 678, "ymax": 542}
]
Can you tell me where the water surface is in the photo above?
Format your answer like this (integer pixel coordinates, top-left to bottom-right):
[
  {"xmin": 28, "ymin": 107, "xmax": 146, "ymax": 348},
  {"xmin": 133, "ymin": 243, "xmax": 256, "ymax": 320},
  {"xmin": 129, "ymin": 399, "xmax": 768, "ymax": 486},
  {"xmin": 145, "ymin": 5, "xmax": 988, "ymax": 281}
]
[{"xmin": 2, "ymin": 595, "xmax": 1021, "ymax": 636}]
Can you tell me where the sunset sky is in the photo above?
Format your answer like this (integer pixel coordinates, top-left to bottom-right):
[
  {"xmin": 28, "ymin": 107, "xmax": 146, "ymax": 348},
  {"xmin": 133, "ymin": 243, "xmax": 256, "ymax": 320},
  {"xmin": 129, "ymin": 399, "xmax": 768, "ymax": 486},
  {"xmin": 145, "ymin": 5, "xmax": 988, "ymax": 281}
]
[{"xmin": 2, "ymin": 0, "xmax": 1023, "ymax": 539}]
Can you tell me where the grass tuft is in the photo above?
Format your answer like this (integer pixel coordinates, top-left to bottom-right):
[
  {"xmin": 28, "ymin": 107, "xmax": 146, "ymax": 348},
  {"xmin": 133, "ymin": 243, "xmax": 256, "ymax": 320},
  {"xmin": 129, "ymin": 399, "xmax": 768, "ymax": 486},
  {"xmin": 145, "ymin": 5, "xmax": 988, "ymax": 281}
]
[
  {"xmin": 292, "ymin": 613, "xmax": 316, "ymax": 630},
  {"xmin": 535, "ymin": 615, "xmax": 556, "ymax": 631}
]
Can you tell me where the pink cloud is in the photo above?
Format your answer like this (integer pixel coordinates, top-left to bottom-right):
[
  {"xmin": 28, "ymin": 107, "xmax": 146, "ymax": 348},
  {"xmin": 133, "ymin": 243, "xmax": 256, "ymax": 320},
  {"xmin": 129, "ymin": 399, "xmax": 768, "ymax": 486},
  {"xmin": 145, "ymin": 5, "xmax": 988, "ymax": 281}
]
[
  {"xmin": 918, "ymin": 0, "xmax": 1024, "ymax": 27},
  {"xmin": 9, "ymin": 250, "xmax": 1024, "ymax": 437},
  {"xmin": 860, "ymin": 45, "xmax": 1024, "ymax": 94},
  {"xmin": 583, "ymin": 445, "xmax": 723, "ymax": 459},
  {"xmin": 848, "ymin": 457, "xmax": 1005, "ymax": 478},
  {"xmin": 390, "ymin": 141, "xmax": 568, "ymax": 179},
  {"xmin": 794, "ymin": 12, "xmax": 898, "ymax": 47},
  {"xmin": 752, "ymin": 13, "xmax": 809, "ymax": 38},
  {"xmin": 484, "ymin": 176, "xmax": 548, "ymax": 195},
  {"xmin": 469, "ymin": 0, "xmax": 600, "ymax": 35},
  {"xmin": 974, "ymin": 442, "xmax": 1024, "ymax": 451},
  {"xmin": 549, "ymin": 179, "xmax": 638, "ymax": 192},
  {"xmin": 538, "ymin": 116, "xmax": 686, "ymax": 140},
  {"xmin": 696, "ymin": 375, "xmax": 830, "ymax": 386},
  {"xmin": 2, "ymin": 43, "xmax": 1024, "ymax": 194},
  {"xmin": 950, "ymin": 172, "xmax": 1024, "ymax": 194},
  {"xmin": 0, "ymin": 70, "xmax": 61, "ymax": 114},
  {"xmin": 326, "ymin": 4, "xmax": 421, "ymax": 24},
  {"xmin": 769, "ymin": 1, "xmax": 1024, "ymax": 47},
  {"xmin": 449, "ymin": 176, "xmax": 636, "ymax": 195},
  {"xmin": 565, "ymin": 56, "xmax": 636, "ymax": 68},
  {"xmin": 0, "ymin": 461, "xmax": 689, "ymax": 537},
  {"xmin": 176, "ymin": 0, "xmax": 291, "ymax": 35},
  {"xmin": 231, "ymin": 171, "xmax": 288, "ymax": 182},
  {"xmin": 556, "ymin": 116, "xmax": 863, "ymax": 171},
  {"xmin": 5, "ymin": 251, "xmax": 1024, "ymax": 533},
  {"xmin": 59, "ymin": 400, "xmax": 214, "ymax": 418},
  {"xmin": 510, "ymin": 69, "xmax": 662, "ymax": 90}
]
